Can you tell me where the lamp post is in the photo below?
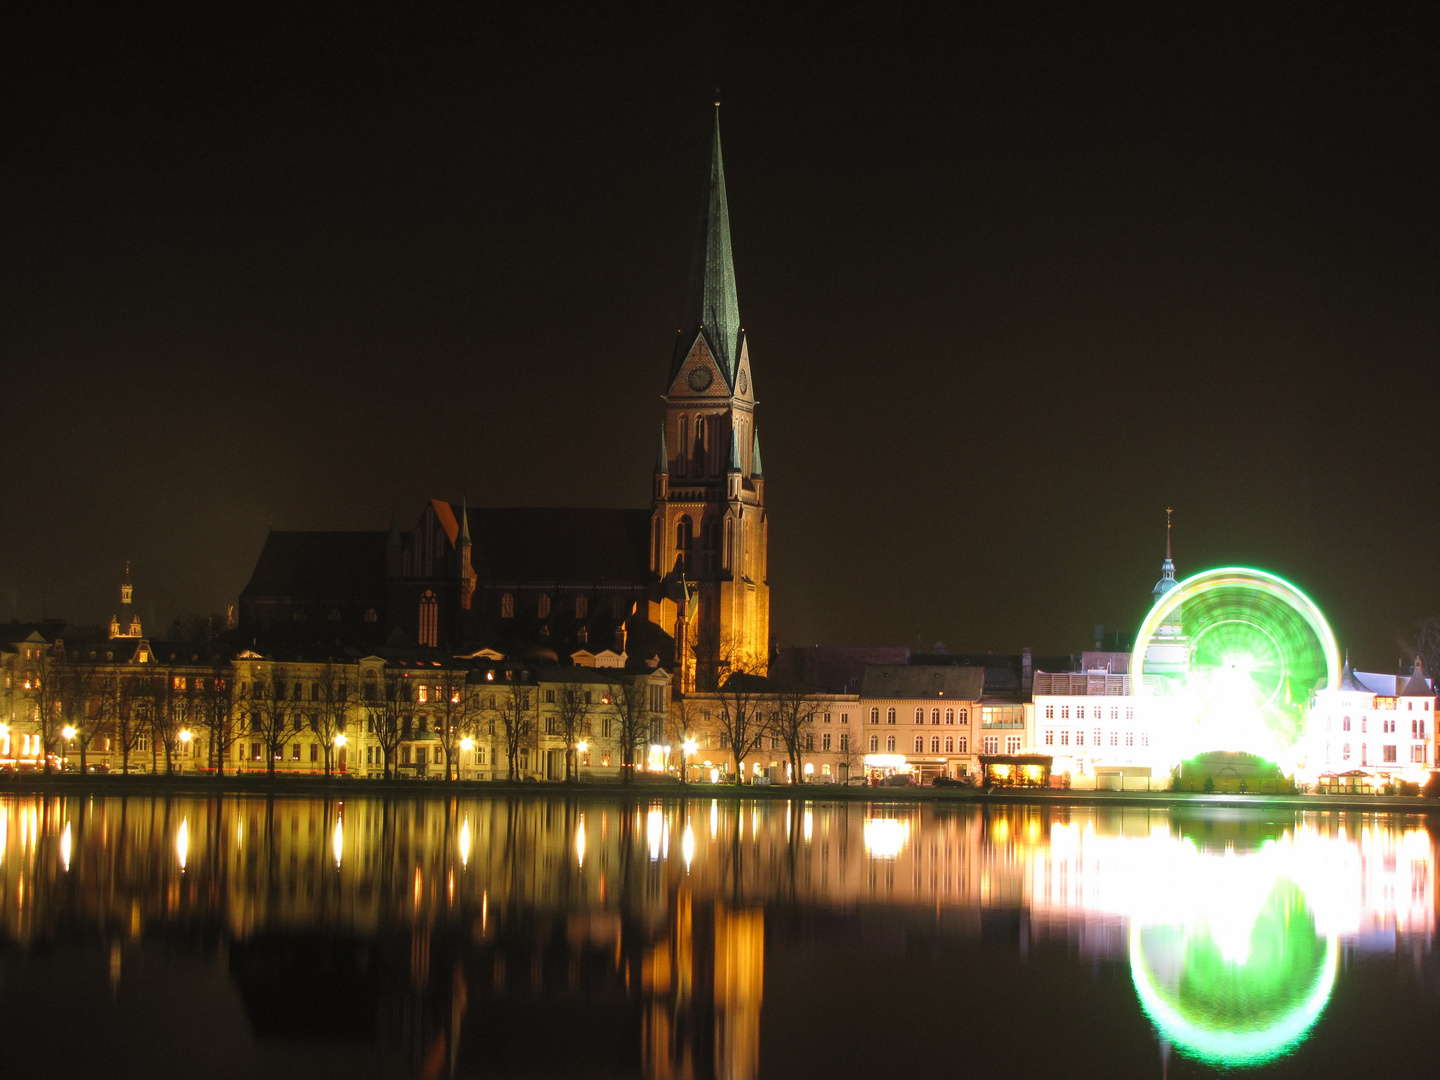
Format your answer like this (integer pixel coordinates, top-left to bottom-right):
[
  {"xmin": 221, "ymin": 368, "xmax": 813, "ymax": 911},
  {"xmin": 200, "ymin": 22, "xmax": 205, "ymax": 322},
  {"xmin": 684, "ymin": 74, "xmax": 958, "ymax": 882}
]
[
  {"xmin": 177, "ymin": 728, "xmax": 192, "ymax": 774},
  {"xmin": 681, "ymin": 736, "xmax": 698, "ymax": 784},
  {"xmin": 334, "ymin": 732, "xmax": 347, "ymax": 777},
  {"xmin": 61, "ymin": 724, "xmax": 76, "ymax": 772},
  {"xmin": 460, "ymin": 736, "xmax": 474, "ymax": 781},
  {"xmin": 576, "ymin": 739, "xmax": 589, "ymax": 779}
]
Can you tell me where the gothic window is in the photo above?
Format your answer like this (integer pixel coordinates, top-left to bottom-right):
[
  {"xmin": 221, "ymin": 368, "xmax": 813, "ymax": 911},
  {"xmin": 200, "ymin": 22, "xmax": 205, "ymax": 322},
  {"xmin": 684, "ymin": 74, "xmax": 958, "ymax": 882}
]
[
  {"xmin": 500, "ymin": 593, "xmax": 515, "ymax": 619},
  {"xmin": 419, "ymin": 591, "xmax": 438, "ymax": 647},
  {"xmin": 676, "ymin": 516, "xmax": 693, "ymax": 569},
  {"xmin": 537, "ymin": 593, "xmax": 551, "ymax": 618}
]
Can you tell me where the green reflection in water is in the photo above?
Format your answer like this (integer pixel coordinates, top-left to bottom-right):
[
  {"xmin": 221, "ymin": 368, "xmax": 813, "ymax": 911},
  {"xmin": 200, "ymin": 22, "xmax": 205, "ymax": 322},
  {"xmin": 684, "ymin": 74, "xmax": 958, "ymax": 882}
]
[{"xmin": 1130, "ymin": 874, "xmax": 1338, "ymax": 1066}]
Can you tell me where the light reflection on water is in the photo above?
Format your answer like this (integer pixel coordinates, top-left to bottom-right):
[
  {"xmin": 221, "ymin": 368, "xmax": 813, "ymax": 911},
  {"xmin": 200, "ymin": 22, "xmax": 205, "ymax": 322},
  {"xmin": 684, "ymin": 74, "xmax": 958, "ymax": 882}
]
[{"xmin": 0, "ymin": 794, "xmax": 1434, "ymax": 1079}]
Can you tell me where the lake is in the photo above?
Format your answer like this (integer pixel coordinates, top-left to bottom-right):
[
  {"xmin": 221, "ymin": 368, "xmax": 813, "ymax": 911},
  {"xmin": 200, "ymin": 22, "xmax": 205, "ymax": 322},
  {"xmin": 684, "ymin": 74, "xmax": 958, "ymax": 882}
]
[{"xmin": 0, "ymin": 792, "xmax": 1436, "ymax": 1079}]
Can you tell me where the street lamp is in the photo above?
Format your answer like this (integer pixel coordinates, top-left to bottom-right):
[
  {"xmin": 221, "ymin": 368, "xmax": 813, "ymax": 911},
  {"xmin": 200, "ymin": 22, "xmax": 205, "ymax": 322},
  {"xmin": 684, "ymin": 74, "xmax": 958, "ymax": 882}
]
[
  {"xmin": 681, "ymin": 737, "xmax": 698, "ymax": 784},
  {"xmin": 178, "ymin": 728, "xmax": 192, "ymax": 774},
  {"xmin": 333, "ymin": 733, "xmax": 347, "ymax": 747},
  {"xmin": 61, "ymin": 724, "xmax": 77, "ymax": 771}
]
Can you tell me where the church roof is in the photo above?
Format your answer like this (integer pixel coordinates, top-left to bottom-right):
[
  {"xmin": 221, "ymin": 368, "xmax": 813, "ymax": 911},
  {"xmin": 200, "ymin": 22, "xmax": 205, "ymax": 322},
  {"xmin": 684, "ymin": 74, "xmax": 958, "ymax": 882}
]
[
  {"xmin": 673, "ymin": 106, "xmax": 742, "ymax": 386},
  {"xmin": 241, "ymin": 531, "xmax": 390, "ymax": 603},
  {"xmin": 455, "ymin": 507, "xmax": 652, "ymax": 584},
  {"xmin": 861, "ymin": 664, "xmax": 986, "ymax": 701}
]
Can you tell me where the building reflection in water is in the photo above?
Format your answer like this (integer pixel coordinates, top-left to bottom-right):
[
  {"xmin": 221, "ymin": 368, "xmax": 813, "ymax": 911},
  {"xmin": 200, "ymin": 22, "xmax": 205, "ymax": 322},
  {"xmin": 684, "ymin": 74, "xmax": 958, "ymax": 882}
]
[{"xmin": 0, "ymin": 793, "xmax": 1432, "ymax": 1077}]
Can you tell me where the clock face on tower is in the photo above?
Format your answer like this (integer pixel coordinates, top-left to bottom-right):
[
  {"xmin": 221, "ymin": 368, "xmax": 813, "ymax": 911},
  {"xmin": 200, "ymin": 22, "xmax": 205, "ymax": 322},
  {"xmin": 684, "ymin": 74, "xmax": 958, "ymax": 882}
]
[{"xmin": 688, "ymin": 366, "xmax": 714, "ymax": 392}]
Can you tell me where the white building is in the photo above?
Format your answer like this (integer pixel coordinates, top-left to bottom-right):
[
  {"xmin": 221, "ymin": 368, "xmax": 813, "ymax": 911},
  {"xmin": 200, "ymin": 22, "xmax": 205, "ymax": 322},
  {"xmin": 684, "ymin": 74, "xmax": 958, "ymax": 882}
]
[{"xmin": 1297, "ymin": 657, "xmax": 1434, "ymax": 789}]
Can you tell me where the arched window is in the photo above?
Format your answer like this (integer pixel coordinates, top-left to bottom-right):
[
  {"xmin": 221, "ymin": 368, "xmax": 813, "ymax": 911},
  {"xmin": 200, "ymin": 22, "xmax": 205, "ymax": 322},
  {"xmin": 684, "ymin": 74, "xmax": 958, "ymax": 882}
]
[
  {"xmin": 693, "ymin": 417, "xmax": 706, "ymax": 474},
  {"xmin": 914, "ymin": 736, "xmax": 924, "ymax": 752},
  {"xmin": 419, "ymin": 591, "xmax": 438, "ymax": 647},
  {"xmin": 500, "ymin": 593, "xmax": 515, "ymax": 618},
  {"xmin": 363, "ymin": 608, "xmax": 377, "ymax": 623},
  {"xmin": 886, "ymin": 735, "xmax": 896, "ymax": 753},
  {"xmin": 1342, "ymin": 715, "xmax": 1351, "ymax": 731},
  {"xmin": 915, "ymin": 707, "xmax": 924, "ymax": 723},
  {"xmin": 959, "ymin": 709, "xmax": 969, "ymax": 724},
  {"xmin": 944, "ymin": 736, "xmax": 954, "ymax": 753},
  {"xmin": 930, "ymin": 736, "xmax": 940, "ymax": 752},
  {"xmin": 945, "ymin": 709, "xmax": 954, "ymax": 724},
  {"xmin": 1342, "ymin": 743, "xmax": 1351, "ymax": 760},
  {"xmin": 870, "ymin": 707, "xmax": 879, "ymax": 723},
  {"xmin": 676, "ymin": 516, "xmax": 693, "ymax": 568},
  {"xmin": 931, "ymin": 708, "xmax": 940, "ymax": 724},
  {"xmin": 886, "ymin": 708, "xmax": 896, "ymax": 724},
  {"xmin": 869, "ymin": 735, "xmax": 879, "ymax": 753},
  {"xmin": 537, "ymin": 593, "xmax": 551, "ymax": 618}
]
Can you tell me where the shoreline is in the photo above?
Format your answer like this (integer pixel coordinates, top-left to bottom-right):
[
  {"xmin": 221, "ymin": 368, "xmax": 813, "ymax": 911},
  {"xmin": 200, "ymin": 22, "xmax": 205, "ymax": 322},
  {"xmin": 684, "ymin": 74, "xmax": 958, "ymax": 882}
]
[{"xmin": 2, "ymin": 774, "xmax": 1437, "ymax": 814}]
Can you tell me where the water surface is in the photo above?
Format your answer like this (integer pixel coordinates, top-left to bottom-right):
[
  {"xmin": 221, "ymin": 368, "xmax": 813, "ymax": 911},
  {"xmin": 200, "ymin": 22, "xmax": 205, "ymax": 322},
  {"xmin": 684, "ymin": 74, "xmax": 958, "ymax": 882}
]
[{"xmin": 0, "ymin": 793, "xmax": 1435, "ymax": 1079}]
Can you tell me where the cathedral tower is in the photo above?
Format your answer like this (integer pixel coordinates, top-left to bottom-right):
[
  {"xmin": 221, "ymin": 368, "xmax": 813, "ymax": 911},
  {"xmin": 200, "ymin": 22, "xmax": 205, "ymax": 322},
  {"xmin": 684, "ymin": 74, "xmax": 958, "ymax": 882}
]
[{"xmin": 651, "ymin": 106, "xmax": 769, "ymax": 691}]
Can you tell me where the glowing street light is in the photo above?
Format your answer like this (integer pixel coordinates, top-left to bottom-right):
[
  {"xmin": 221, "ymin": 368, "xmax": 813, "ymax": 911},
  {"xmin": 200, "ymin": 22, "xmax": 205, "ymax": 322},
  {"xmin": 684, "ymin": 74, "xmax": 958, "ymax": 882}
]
[
  {"xmin": 333, "ymin": 732, "xmax": 347, "ymax": 747},
  {"xmin": 460, "ymin": 737, "xmax": 474, "ymax": 751},
  {"xmin": 681, "ymin": 736, "xmax": 698, "ymax": 784},
  {"xmin": 61, "ymin": 725, "xmax": 76, "ymax": 741}
]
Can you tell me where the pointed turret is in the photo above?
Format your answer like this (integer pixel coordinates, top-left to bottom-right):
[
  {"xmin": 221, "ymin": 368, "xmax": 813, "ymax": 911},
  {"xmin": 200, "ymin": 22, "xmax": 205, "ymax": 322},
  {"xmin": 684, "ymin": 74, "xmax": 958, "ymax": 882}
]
[
  {"xmin": 1339, "ymin": 650, "xmax": 1365, "ymax": 692},
  {"xmin": 673, "ymin": 104, "xmax": 743, "ymax": 386},
  {"xmin": 751, "ymin": 428, "xmax": 764, "ymax": 477},
  {"xmin": 655, "ymin": 423, "xmax": 669, "ymax": 475},
  {"xmin": 457, "ymin": 499, "xmax": 476, "ymax": 611},
  {"xmin": 1152, "ymin": 507, "xmax": 1178, "ymax": 602},
  {"xmin": 1402, "ymin": 655, "xmax": 1433, "ymax": 697},
  {"xmin": 110, "ymin": 561, "xmax": 142, "ymax": 639}
]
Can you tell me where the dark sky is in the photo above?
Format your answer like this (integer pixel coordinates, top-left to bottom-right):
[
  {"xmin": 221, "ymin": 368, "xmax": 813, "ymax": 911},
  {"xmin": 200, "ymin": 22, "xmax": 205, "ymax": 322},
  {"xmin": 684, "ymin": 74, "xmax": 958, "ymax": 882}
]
[{"xmin": 4, "ymin": 4, "xmax": 1437, "ymax": 665}]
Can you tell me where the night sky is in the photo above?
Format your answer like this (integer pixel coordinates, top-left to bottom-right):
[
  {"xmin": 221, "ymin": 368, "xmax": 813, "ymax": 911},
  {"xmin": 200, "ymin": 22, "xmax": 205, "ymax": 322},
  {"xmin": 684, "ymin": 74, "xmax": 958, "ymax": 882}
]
[{"xmin": 4, "ymin": 5, "xmax": 1437, "ymax": 666}]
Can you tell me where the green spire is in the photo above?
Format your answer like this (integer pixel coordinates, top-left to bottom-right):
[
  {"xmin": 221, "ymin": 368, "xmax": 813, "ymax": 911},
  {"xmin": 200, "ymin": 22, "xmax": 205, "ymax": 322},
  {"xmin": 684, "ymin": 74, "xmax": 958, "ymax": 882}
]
[
  {"xmin": 655, "ymin": 422, "xmax": 669, "ymax": 474},
  {"xmin": 674, "ymin": 105, "xmax": 742, "ymax": 386},
  {"xmin": 459, "ymin": 498, "xmax": 471, "ymax": 545},
  {"xmin": 751, "ymin": 428, "xmax": 763, "ymax": 477}
]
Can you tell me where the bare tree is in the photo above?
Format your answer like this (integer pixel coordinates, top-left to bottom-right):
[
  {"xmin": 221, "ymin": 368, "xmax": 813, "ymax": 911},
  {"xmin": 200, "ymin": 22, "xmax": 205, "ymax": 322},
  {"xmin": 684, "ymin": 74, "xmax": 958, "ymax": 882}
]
[
  {"xmin": 196, "ymin": 665, "xmax": 239, "ymax": 776},
  {"xmin": 711, "ymin": 672, "xmax": 770, "ymax": 785},
  {"xmin": 766, "ymin": 682, "xmax": 820, "ymax": 783},
  {"xmin": 552, "ymin": 679, "xmax": 593, "ymax": 782},
  {"xmin": 79, "ymin": 669, "xmax": 122, "ymax": 775},
  {"xmin": 30, "ymin": 649, "xmax": 84, "ymax": 771},
  {"xmin": 246, "ymin": 667, "xmax": 293, "ymax": 777},
  {"xmin": 1400, "ymin": 618, "xmax": 1440, "ymax": 688},
  {"xmin": 430, "ymin": 665, "xmax": 477, "ymax": 781},
  {"xmin": 363, "ymin": 667, "xmax": 408, "ymax": 779},
  {"xmin": 312, "ymin": 661, "xmax": 353, "ymax": 777},
  {"xmin": 151, "ymin": 675, "xmax": 185, "ymax": 774},
  {"xmin": 115, "ymin": 674, "xmax": 154, "ymax": 775},
  {"xmin": 489, "ymin": 683, "xmax": 536, "ymax": 781},
  {"xmin": 602, "ymin": 673, "xmax": 654, "ymax": 783}
]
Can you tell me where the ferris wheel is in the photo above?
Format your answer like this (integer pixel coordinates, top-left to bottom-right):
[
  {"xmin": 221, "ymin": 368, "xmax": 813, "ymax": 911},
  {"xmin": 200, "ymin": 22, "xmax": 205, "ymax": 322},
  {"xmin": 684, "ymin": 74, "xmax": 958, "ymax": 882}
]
[{"xmin": 1131, "ymin": 568, "xmax": 1341, "ymax": 763}]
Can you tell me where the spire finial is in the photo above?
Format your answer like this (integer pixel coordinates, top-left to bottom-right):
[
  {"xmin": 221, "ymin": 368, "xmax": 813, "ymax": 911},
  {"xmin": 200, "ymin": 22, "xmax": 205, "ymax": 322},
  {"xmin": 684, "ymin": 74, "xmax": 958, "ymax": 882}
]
[{"xmin": 1165, "ymin": 507, "xmax": 1173, "ymax": 560}]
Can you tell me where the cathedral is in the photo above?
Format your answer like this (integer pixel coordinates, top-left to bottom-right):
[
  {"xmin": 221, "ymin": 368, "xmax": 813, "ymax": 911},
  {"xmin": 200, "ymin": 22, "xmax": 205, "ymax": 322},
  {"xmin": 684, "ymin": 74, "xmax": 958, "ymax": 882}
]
[{"xmin": 239, "ymin": 108, "xmax": 770, "ymax": 692}]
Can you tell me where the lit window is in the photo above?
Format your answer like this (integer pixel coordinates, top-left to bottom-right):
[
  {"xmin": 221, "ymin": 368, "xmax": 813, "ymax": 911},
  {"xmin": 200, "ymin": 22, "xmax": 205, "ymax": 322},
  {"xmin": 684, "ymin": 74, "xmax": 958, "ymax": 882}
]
[
  {"xmin": 417, "ymin": 685, "xmax": 429, "ymax": 703},
  {"xmin": 983, "ymin": 737, "xmax": 998, "ymax": 755},
  {"xmin": 418, "ymin": 591, "xmax": 438, "ymax": 647},
  {"xmin": 500, "ymin": 593, "xmax": 515, "ymax": 618},
  {"xmin": 1383, "ymin": 745, "xmax": 1398, "ymax": 763},
  {"xmin": 364, "ymin": 608, "xmax": 377, "ymax": 622},
  {"xmin": 822, "ymin": 732, "xmax": 831, "ymax": 751}
]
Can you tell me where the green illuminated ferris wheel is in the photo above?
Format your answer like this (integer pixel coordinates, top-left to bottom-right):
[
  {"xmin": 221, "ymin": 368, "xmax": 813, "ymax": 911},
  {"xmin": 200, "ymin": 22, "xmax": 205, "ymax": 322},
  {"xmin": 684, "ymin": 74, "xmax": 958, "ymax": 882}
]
[{"xmin": 1131, "ymin": 568, "xmax": 1341, "ymax": 763}]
